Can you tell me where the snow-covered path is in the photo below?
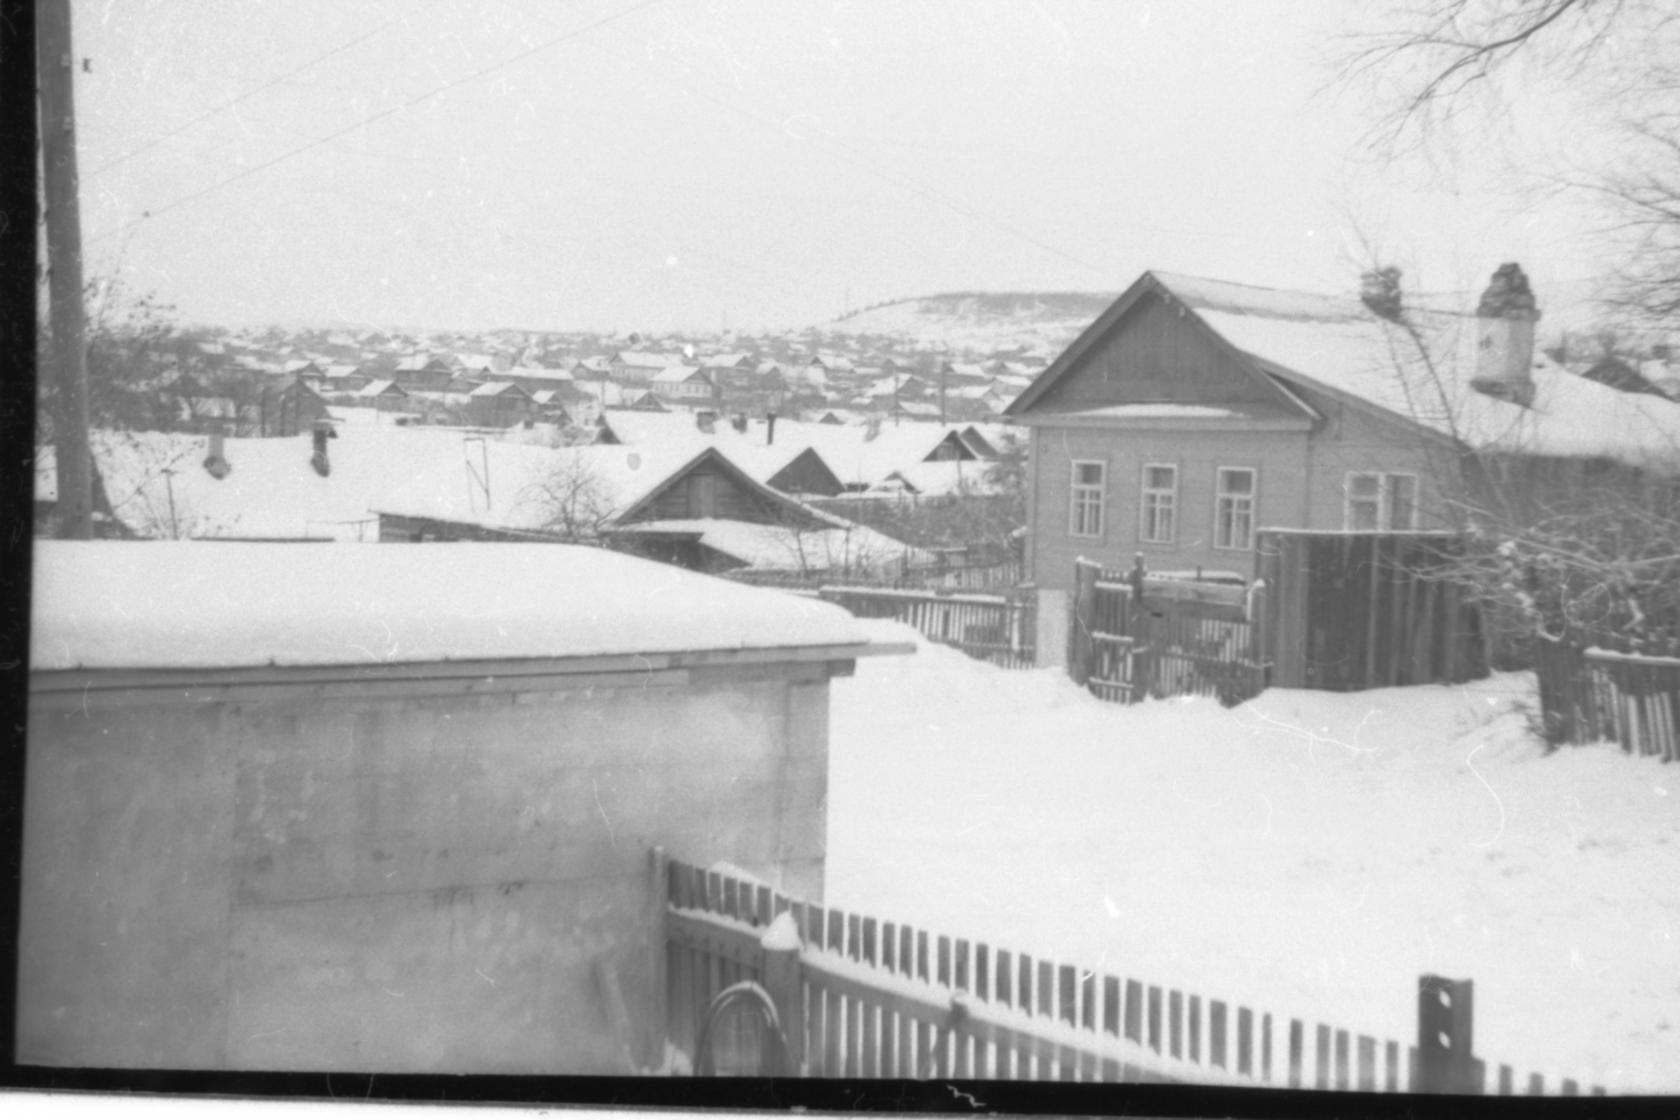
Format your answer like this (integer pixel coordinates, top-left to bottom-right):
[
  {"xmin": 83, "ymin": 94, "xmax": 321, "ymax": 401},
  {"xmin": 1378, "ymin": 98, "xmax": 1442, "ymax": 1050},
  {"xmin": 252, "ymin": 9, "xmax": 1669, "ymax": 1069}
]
[{"xmin": 826, "ymin": 622, "xmax": 1680, "ymax": 1092}]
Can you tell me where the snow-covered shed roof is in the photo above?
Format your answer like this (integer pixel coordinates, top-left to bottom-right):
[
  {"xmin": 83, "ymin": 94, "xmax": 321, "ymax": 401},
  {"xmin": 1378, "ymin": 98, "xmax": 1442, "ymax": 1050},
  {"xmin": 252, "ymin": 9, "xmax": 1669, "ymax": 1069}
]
[
  {"xmin": 30, "ymin": 540, "xmax": 879, "ymax": 673},
  {"xmin": 609, "ymin": 517, "xmax": 927, "ymax": 572}
]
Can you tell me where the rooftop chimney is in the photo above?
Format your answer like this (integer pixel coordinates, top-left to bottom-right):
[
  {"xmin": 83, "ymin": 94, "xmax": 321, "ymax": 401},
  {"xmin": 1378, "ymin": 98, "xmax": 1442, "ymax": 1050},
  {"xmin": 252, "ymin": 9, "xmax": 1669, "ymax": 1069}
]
[
  {"xmin": 696, "ymin": 409, "xmax": 716, "ymax": 434},
  {"xmin": 203, "ymin": 430, "xmax": 231, "ymax": 480},
  {"xmin": 1470, "ymin": 263, "xmax": 1539, "ymax": 409},
  {"xmin": 1359, "ymin": 266, "xmax": 1404, "ymax": 322},
  {"xmin": 310, "ymin": 418, "xmax": 334, "ymax": 477},
  {"xmin": 732, "ymin": 412, "xmax": 748, "ymax": 433},
  {"xmin": 766, "ymin": 410, "xmax": 777, "ymax": 446},
  {"xmin": 864, "ymin": 415, "xmax": 882, "ymax": 442}
]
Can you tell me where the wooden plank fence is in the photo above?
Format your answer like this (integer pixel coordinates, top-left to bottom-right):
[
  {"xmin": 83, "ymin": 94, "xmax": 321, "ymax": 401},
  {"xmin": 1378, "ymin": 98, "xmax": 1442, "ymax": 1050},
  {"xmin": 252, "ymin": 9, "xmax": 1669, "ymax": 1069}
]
[
  {"xmin": 1255, "ymin": 530, "xmax": 1488, "ymax": 691},
  {"xmin": 653, "ymin": 851, "xmax": 1604, "ymax": 1093},
  {"xmin": 1534, "ymin": 635, "xmax": 1680, "ymax": 762},
  {"xmin": 1069, "ymin": 557, "xmax": 1269, "ymax": 706},
  {"xmin": 818, "ymin": 586, "xmax": 1036, "ymax": 669}
]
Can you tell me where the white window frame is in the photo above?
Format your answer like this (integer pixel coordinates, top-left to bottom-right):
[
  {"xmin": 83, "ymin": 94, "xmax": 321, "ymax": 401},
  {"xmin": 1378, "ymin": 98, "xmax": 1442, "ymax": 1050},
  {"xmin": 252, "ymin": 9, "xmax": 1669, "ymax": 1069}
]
[
  {"xmin": 1138, "ymin": 462, "xmax": 1179, "ymax": 545},
  {"xmin": 1068, "ymin": 459, "xmax": 1106, "ymax": 539},
  {"xmin": 1343, "ymin": 471, "xmax": 1420, "ymax": 531},
  {"xmin": 1213, "ymin": 466, "xmax": 1257, "ymax": 551}
]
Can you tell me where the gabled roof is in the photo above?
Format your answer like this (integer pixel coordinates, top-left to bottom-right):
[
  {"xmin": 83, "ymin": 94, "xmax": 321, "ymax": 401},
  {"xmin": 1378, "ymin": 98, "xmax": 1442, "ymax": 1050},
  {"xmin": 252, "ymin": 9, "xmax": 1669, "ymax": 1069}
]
[
  {"xmin": 1009, "ymin": 269, "xmax": 1680, "ymax": 469},
  {"xmin": 1005, "ymin": 271, "xmax": 1319, "ymax": 423},
  {"xmin": 357, "ymin": 379, "xmax": 405, "ymax": 397}
]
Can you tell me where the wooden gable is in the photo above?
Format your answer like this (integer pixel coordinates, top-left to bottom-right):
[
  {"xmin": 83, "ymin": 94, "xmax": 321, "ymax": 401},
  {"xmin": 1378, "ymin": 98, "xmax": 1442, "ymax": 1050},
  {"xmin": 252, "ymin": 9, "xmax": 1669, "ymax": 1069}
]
[
  {"xmin": 619, "ymin": 448, "xmax": 829, "ymax": 529},
  {"xmin": 1007, "ymin": 274, "xmax": 1313, "ymax": 421}
]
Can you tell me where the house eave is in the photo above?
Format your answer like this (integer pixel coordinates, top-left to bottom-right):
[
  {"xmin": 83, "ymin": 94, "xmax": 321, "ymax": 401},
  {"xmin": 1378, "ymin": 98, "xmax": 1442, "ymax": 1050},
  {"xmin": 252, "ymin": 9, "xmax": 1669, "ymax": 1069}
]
[
  {"xmin": 1012, "ymin": 413, "xmax": 1314, "ymax": 433},
  {"xmin": 29, "ymin": 641, "xmax": 914, "ymax": 704}
]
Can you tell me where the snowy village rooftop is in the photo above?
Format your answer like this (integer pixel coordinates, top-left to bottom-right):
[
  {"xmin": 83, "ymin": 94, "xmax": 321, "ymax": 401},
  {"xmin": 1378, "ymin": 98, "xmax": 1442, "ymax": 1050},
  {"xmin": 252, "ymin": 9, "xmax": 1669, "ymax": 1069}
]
[{"xmin": 30, "ymin": 541, "xmax": 900, "ymax": 673}]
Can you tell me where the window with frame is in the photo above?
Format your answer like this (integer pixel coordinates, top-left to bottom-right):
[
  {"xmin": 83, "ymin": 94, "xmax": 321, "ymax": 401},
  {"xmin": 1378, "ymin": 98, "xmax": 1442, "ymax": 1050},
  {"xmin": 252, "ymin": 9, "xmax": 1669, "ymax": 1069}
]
[
  {"xmin": 1214, "ymin": 467, "xmax": 1256, "ymax": 551},
  {"xmin": 1069, "ymin": 460, "xmax": 1106, "ymax": 538},
  {"xmin": 1345, "ymin": 472, "xmax": 1418, "ymax": 531},
  {"xmin": 1139, "ymin": 463, "xmax": 1178, "ymax": 544}
]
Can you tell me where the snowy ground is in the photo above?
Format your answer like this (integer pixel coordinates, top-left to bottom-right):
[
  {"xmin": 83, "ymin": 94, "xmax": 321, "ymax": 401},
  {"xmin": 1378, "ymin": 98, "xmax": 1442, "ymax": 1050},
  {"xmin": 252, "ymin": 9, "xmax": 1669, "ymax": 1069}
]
[{"xmin": 826, "ymin": 622, "xmax": 1680, "ymax": 1093}]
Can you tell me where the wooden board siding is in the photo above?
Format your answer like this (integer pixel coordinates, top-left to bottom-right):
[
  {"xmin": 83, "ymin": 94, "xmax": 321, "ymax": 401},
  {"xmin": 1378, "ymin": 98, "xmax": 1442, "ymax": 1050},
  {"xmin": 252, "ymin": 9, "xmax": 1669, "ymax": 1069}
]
[
  {"xmin": 1030, "ymin": 425, "xmax": 1308, "ymax": 591},
  {"xmin": 637, "ymin": 466, "xmax": 790, "ymax": 525},
  {"xmin": 1294, "ymin": 389, "xmax": 1462, "ymax": 533},
  {"xmin": 767, "ymin": 448, "xmax": 844, "ymax": 498},
  {"xmin": 1029, "ymin": 292, "xmax": 1299, "ymax": 417}
]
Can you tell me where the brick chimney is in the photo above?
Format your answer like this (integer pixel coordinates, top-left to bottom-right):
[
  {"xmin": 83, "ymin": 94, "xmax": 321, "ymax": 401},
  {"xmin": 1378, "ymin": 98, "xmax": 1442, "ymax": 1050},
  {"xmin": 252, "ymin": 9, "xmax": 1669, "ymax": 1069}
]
[
  {"xmin": 1470, "ymin": 263, "xmax": 1539, "ymax": 408},
  {"xmin": 696, "ymin": 409, "xmax": 716, "ymax": 434}
]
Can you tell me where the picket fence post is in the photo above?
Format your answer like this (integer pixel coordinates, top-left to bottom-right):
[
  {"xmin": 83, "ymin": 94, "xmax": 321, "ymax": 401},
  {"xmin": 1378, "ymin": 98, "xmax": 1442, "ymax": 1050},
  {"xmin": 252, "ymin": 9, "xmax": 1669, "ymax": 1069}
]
[
  {"xmin": 1416, "ymin": 975, "xmax": 1477, "ymax": 1093},
  {"xmin": 645, "ymin": 845, "xmax": 669, "ymax": 1070},
  {"xmin": 761, "ymin": 917, "xmax": 806, "ymax": 1074}
]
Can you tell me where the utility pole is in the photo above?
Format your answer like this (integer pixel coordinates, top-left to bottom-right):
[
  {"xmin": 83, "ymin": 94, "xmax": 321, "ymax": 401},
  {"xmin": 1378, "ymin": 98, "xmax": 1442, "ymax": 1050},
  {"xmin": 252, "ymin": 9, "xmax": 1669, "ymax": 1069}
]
[{"xmin": 38, "ymin": 0, "xmax": 94, "ymax": 539}]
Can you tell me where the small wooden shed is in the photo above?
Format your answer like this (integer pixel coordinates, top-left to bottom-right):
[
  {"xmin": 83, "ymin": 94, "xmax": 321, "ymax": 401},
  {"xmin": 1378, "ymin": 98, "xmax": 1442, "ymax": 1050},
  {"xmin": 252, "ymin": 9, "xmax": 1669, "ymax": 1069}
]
[{"xmin": 22, "ymin": 541, "xmax": 905, "ymax": 1074}]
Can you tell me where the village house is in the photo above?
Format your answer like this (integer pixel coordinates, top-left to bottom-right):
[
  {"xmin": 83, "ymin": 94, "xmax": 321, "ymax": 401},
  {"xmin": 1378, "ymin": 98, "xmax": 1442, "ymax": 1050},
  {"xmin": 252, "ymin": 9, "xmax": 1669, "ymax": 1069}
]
[
  {"xmin": 21, "ymin": 540, "xmax": 908, "ymax": 1073},
  {"xmin": 649, "ymin": 364, "xmax": 717, "ymax": 404},
  {"xmin": 1005, "ymin": 265, "xmax": 1680, "ymax": 591},
  {"xmin": 376, "ymin": 437, "xmax": 921, "ymax": 577}
]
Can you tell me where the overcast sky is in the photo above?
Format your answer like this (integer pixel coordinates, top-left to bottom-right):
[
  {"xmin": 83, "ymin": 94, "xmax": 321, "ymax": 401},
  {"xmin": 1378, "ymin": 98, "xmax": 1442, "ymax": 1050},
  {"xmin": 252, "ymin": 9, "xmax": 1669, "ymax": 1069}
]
[{"xmin": 70, "ymin": 0, "xmax": 1605, "ymax": 333}]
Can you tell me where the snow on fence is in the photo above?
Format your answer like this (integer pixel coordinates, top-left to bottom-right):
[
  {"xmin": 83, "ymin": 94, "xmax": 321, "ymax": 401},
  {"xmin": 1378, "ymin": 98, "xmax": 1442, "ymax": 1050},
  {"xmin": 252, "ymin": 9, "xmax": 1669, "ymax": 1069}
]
[
  {"xmin": 1069, "ymin": 558, "xmax": 1268, "ymax": 706},
  {"xmin": 818, "ymin": 586, "xmax": 1035, "ymax": 669},
  {"xmin": 654, "ymin": 852, "xmax": 1604, "ymax": 1093},
  {"xmin": 724, "ymin": 559, "xmax": 1021, "ymax": 595},
  {"xmin": 1534, "ymin": 635, "xmax": 1680, "ymax": 762}
]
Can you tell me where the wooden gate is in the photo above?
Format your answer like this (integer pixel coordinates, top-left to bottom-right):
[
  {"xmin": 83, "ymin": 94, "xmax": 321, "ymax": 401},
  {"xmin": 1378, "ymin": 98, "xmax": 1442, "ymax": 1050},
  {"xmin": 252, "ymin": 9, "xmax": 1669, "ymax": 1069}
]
[{"xmin": 1070, "ymin": 557, "xmax": 1269, "ymax": 705}]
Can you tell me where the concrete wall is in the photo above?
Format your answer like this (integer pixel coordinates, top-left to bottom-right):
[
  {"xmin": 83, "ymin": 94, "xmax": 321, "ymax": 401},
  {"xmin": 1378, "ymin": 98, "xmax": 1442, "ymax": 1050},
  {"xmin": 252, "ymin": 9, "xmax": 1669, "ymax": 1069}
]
[
  {"xmin": 20, "ymin": 661, "xmax": 833, "ymax": 1074},
  {"xmin": 1029, "ymin": 424, "xmax": 1308, "ymax": 591}
]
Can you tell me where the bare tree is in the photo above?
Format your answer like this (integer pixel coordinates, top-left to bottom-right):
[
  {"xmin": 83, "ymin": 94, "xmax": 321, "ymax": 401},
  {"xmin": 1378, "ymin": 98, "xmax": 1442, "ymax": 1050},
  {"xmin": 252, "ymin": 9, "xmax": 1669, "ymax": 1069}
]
[
  {"xmin": 1337, "ymin": 2, "xmax": 1680, "ymax": 324},
  {"xmin": 516, "ymin": 449, "xmax": 619, "ymax": 542}
]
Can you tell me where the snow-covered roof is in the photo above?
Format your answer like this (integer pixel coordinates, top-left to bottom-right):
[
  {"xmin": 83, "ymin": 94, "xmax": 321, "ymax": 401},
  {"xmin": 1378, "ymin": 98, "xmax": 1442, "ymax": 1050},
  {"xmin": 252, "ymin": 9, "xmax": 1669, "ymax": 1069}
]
[
  {"xmin": 1145, "ymin": 271, "xmax": 1680, "ymax": 467},
  {"xmin": 613, "ymin": 350, "xmax": 679, "ymax": 368},
  {"xmin": 357, "ymin": 379, "xmax": 403, "ymax": 397},
  {"xmin": 875, "ymin": 459, "xmax": 997, "ymax": 498},
  {"xmin": 600, "ymin": 408, "xmax": 974, "ymax": 488},
  {"xmin": 611, "ymin": 517, "xmax": 925, "ymax": 572},
  {"xmin": 651, "ymin": 364, "xmax": 705, "ymax": 383},
  {"xmin": 467, "ymin": 380, "xmax": 528, "ymax": 398},
  {"xmin": 30, "ymin": 540, "xmax": 875, "ymax": 672},
  {"xmin": 374, "ymin": 438, "xmax": 706, "ymax": 533}
]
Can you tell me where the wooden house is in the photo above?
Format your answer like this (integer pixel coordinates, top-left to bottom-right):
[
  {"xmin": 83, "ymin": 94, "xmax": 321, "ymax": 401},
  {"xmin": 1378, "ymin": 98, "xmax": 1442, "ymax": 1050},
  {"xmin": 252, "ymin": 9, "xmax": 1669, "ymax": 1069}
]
[
  {"xmin": 22, "ymin": 540, "xmax": 906, "ymax": 1073},
  {"xmin": 390, "ymin": 355, "xmax": 455, "ymax": 391},
  {"xmin": 1006, "ymin": 266, "xmax": 1680, "ymax": 591},
  {"xmin": 355, "ymin": 378, "xmax": 412, "ymax": 411},
  {"xmin": 466, "ymin": 380, "xmax": 537, "ymax": 424},
  {"xmin": 649, "ymin": 364, "xmax": 716, "ymax": 403}
]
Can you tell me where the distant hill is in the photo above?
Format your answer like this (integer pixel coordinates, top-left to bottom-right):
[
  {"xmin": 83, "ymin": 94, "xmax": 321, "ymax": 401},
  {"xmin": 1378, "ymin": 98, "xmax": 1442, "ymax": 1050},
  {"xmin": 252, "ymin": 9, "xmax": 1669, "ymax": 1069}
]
[{"xmin": 824, "ymin": 291, "xmax": 1116, "ymax": 355}]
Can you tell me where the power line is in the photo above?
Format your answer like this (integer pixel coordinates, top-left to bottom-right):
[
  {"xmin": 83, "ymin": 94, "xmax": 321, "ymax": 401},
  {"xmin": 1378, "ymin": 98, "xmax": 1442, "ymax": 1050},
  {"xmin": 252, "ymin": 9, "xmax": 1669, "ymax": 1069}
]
[
  {"xmin": 89, "ymin": 0, "xmax": 450, "ymax": 178},
  {"xmin": 91, "ymin": 0, "xmax": 666, "ymax": 246}
]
